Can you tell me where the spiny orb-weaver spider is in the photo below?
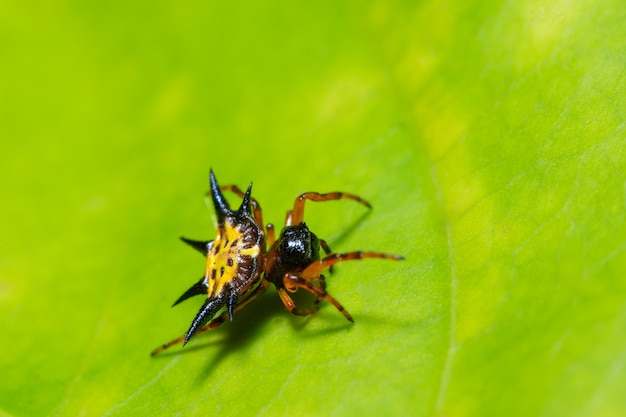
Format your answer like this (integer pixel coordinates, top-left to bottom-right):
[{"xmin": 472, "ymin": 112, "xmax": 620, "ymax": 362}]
[{"xmin": 151, "ymin": 170, "xmax": 403, "ymax": 356}]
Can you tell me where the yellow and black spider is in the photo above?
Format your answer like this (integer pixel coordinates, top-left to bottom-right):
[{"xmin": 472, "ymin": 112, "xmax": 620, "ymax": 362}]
[
  {"xmin": 151, "ymin": 171, "xmax": 403, "ymax": 356},
  {"xmin": 150, "ymin": 171, "xmax": 265, "ymax": 355}
]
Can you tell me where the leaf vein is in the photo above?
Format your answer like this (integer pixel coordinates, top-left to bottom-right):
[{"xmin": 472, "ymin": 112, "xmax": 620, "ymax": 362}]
[{"xmin": 100, "ymin": 357, "xmax": 181, "ymax": 417}]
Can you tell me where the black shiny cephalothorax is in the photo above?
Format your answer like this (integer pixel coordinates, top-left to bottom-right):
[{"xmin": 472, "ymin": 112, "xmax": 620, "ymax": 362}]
[{"xmin": 265, "ymin": 223, "xmax": 320, "ymax": 288}]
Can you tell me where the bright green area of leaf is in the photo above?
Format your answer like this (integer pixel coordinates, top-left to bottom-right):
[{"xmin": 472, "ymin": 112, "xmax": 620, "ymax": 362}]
[{"xmin": 1, "ymin": 1, "xmax": 626, "ymax": 416}]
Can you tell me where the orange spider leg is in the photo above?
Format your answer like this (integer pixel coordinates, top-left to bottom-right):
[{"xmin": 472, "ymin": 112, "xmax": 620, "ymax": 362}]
[
  {"xmin": 287, "ymin": 192, "xmax": 372, "ymax": 226},
  {"xmin": 266, "ymin": 223, "xmax": 276, "ymax": 246},
  {"xmin": 281, "ymin": 273, "xmax": 353, "ymax": 322},
  {"xmin": 285, "ymin": 210, "xmax": 293, "ymax": 227},
  {"xmin": 302, "ymin": 251, "xmax": 404, "ymax": 279},
  {"xmin": 302, "ymin": 239, "xmax": 334, "ymax": 303},
  {"xmin": 218, "ymin": 185, "xmax": 264, "ymax": 228},
  {"xmin": 319, "ymin": 239, "xmax": 332, "ymax": 256},
  {"xmin": 277, "ymin": 287, "xmax": 319, "ymax": 317},
  {"xmin": 318, "ymin": 238, "xmax": 334, "ymax": 276},
  {"xmin": 151, "ymin": 279, "xmax": 270, "ymax": 356}
]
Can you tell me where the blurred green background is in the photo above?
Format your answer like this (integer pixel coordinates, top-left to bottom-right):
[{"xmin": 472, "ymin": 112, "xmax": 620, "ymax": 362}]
[{"xmin": 1, "ymin": 1, "xmax": 626, "ymax": 416}]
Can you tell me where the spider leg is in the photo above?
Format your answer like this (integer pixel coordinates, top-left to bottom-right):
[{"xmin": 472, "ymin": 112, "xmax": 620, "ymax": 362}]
[
  {"xmin": 218, "ymin": 185, "xmax": 264, "ymax": 227},
  {"xmin": 284, "ymin": 210, "xmax": 293, "ymax": 227},
  {"xmin": 302, "ymin": 251, "xmax": 404, "ymax": 279},
  {"xmin": 266, "ymin": 223, "xmax": 276, "ymax": 246},
  {"xmin": 277, "ymin": 287, "xmax": 319, "ymax": 317},
  {"xmin": 287, "ymin": 192, "xmax": 372, "ymax": 226},
  {"xmin": 151, "ymin": 279, "xmax": 270, "ymax": 356},
  {"xmin": 319, "ymin": 239, "xmax": 332, "ymax": 256},
  {"xmin": 313, "ymin": 274, "xmax": 327, "ymax": 305},
  {"xmin": 319, "ymin": 238, "xmax": 334, "ymax": 275},
  {"xmin": 282, "ymin": 273, "xmax": 353, "ymax": 322}
]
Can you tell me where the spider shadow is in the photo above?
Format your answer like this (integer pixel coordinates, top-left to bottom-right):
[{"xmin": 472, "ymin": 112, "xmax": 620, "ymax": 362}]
[
  {"xmin": 192, "ymin": 293, "xmax": 356, "ymax": 381},
  {"xmin": 192, "ymin": 295, "xmax": 353, "ymax": 382},
  {"xmin": 189, "ymin": 293, "xmax": 285, "ymax": 382},
  {"xmin": 153, "ymin": 292, "xmax": 357, "ymax": 383},
  {"xmin": 151, "ymin": 294, "xmax": 283, "ymax": 376},
  {"xmin": 282, "ymin": 288, "xmax": 355, "ymax": 337},
  {"xmin": 288, "ymin": 310, "xmax": 354, "ymax": 337}
]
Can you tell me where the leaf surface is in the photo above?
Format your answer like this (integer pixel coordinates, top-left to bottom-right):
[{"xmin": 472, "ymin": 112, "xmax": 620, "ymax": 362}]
[{"xmin": 1, "ymin": 1, "xmax": 625, "ymax": 416}]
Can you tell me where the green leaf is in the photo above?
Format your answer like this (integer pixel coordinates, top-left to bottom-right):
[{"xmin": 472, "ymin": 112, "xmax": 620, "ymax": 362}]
[{"xmin": 1, "ymin": 1, "xmax": 625, "ymax": 416}]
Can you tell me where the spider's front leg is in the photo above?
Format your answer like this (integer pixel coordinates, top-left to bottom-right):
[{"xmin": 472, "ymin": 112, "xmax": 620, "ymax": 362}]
[
  {"xmin": 301, "ymin": 251, "xmax": 404, "ymax": 279},
  {"xmin": 286, "ymin": 191, "xmax": 371, "ymax": 226}
]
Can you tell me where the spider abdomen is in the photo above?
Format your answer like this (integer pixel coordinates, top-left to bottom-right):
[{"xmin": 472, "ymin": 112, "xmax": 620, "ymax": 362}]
[{"xmin": 206, "ymin": 217, "xmax": 263, "ymax": 297}]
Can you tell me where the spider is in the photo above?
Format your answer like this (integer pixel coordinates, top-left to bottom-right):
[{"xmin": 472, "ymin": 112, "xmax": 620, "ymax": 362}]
[
  {"xmin": 150, "ymin": 170, "xmax": 266, "ymax": 356},
  {"xmin": 151, "ymin": 172, "xmax": 403, "ymax": 356}
]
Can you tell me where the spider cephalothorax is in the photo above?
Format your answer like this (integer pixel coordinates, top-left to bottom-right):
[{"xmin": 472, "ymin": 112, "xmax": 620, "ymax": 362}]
[
  {"xmin": 151, "ymin": 174, "xmax": 403, "ymax": 356},
  {"xmin": 268, "ymin": 223, "xmax": 321, "ymax": 275}
]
